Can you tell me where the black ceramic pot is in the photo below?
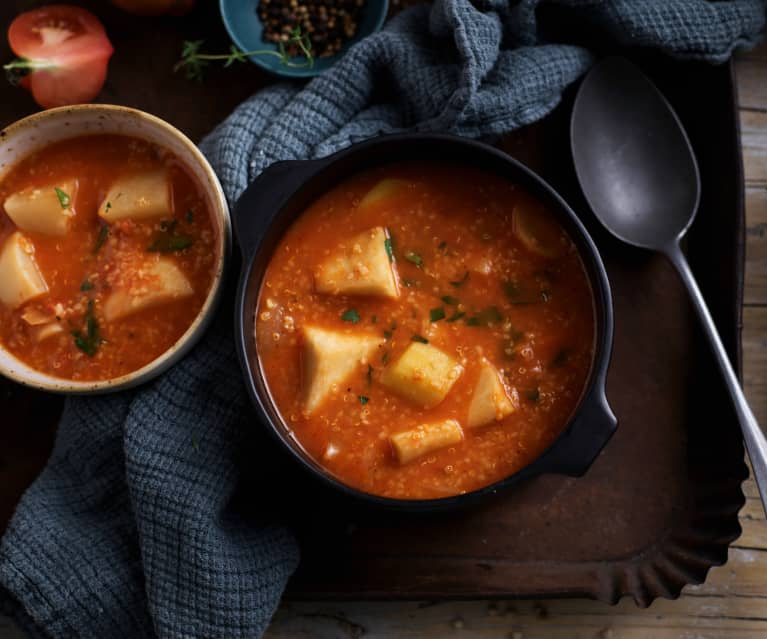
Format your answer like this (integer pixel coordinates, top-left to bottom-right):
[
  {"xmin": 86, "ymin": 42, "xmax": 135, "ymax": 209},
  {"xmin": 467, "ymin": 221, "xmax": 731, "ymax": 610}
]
[{"xmin": 233, "ymin": 133, "xmax": 617, "ymax": 510}]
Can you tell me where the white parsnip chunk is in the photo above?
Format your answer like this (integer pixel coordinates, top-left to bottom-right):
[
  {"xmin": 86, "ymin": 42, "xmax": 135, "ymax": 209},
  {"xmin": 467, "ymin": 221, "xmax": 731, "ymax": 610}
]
[
  {"xmin": 98, "ymin": 170, "xmax": 172, "ymax": 222},
  {"xmin": 380, "ymin": 342, "xmax": 463, "ymax": 408},
  {"xmin": 32, "ymin": 322, "xmax": 64, "ymax": 342},
  {"xmin": 390, "ymin": 419, "xmax": 464, "ymax": 465},
  {"xmin": 0, "ymin": 232, "xmax": 49, "ymax": 309},
  {"xmin": 301, "ymin": 325, "xmax": 383, "ymax": 415},
  {"xmin": 467, "ymin": 360, "xmax": 518, "ymax": 428},
  {"xmin": 3, "ymin": 180, "xmax": 77, "ymax": 236},
  {"xmin": 103, "ymin": 257, "xmax": 193, "ymax": 321},
  {"xmin": 314, "ymin": 226, "xmax": 399, "ymax": 299},
  {"xmin": 359, "ymin": 178, "xmax": 408, "ymax": 209}
]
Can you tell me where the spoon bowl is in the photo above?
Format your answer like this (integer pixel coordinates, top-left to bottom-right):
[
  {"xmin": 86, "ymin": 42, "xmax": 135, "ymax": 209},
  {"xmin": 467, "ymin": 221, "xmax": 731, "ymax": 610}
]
[{"xmin": 571, "ymin": 56, "xmax": 767, "ymax": 513}]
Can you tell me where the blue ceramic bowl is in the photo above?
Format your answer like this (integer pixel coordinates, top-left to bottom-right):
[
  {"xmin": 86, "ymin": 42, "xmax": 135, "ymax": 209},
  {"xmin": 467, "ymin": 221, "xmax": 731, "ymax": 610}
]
[{"xmin": 219, "ymin": 0, "xmax": 389, "ymax": 78}]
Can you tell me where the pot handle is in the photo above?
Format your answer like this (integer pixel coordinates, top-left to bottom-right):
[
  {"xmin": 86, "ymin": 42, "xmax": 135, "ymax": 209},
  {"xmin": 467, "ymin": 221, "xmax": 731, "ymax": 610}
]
[
  {"xmin": 537, "ymin": 389, "xmax": 617, "ymax": 477},
  {"xmin": 232, "ymin": 158, "xmax": 326, "ymax": 260}
]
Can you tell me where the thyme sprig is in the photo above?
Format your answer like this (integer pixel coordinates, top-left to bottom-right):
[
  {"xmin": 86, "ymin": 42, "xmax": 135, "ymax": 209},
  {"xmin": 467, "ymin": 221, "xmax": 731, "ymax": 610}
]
[{"xmin": 175, "ymin": 28, "xmax": 314, "ymax": 81}]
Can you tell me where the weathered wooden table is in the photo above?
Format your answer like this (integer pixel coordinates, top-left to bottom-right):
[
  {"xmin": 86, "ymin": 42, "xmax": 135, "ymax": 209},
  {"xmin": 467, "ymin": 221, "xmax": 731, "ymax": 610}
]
[{"xmin": 1, "ymin": 39, "xmax": 765, "ymax": 639}]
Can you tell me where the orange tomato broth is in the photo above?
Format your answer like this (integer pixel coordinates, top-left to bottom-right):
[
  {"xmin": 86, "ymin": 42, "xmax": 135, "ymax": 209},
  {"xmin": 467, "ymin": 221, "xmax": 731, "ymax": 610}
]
[
  {"xmin": 0, "ymin": 134, "xmax": 218, "ymax": 381},
  {"xmin": 256, "ymin": 162, "xmax": 596, "ymax": 500}
]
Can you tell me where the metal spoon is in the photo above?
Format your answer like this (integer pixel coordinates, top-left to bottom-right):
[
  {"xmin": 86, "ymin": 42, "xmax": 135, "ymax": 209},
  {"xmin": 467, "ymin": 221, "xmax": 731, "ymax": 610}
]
[{"xmin": 571, "ymin": 56, "xmax": 767, "ymax": 508}]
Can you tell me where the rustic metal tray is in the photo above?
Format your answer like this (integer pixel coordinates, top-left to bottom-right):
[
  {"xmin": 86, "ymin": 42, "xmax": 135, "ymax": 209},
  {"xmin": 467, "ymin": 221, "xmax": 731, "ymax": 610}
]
[{"xmin": 0, "ymin": 2, "xmax": 747, "ymax": 607}]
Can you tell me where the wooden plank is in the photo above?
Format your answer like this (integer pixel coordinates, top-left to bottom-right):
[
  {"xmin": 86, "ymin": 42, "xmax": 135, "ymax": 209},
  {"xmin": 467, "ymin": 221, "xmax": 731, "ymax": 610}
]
[
  {"xmin": 736, "ymin": 57, "xmax": 767, "ymax": 112},
  {"xmin": 742, "ymin": 110, "xmax": 767, "ymax": 185},
  {"xmin": 743, "ymin": 307, "xmax": 767, "ymax": 428},
  {"xmin": 745, "ymin": 187, "xmax": 767, "ymax": 305}
]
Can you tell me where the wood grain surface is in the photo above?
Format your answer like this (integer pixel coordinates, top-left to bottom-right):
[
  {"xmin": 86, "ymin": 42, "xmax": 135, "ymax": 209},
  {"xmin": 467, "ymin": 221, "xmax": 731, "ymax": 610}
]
[{"xmin": 0, "ymin": 37, "xmax": 765, "ymax": 639}]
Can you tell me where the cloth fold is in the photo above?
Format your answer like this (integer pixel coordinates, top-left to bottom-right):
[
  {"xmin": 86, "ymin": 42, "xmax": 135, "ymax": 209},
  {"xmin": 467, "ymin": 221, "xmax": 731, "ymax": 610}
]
[{"xmin": 1, "ymin": 0, "xmax": 764, "ymax": 637}]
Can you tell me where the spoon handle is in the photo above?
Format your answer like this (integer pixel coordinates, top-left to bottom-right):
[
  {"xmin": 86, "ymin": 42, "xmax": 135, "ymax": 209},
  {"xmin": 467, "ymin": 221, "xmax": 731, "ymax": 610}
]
[{"xmin": 666, "ymin": 244, "xmax": 767, "ymax": 510}]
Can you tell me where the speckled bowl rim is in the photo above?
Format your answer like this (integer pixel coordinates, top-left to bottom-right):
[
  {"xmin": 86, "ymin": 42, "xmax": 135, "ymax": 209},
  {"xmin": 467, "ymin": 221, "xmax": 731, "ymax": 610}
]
[{"xmin": 0, "ymin": 104, "xmax": 231, "ymax": 395}]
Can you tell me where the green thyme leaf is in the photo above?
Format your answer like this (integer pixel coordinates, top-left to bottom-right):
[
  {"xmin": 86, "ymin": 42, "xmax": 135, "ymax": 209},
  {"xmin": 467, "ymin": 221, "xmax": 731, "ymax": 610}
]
[
  {"xmin": 71, "ymin": 300, "xmax": 102, "ymax": 357},
  {"xmin": 411, "ymin": 334, "xmax": 429, "ymax": 344},
  {"xmin": 384, "ymin": 236, "xmax": 393, "ymax": 262},
  {"xmin": 54, "ymin": 187, "xmax": 70, "ymax": 209},
  {"xmin": 80, "ymin": 280, "xmax": 94, "ymax": 292},
  {"xmin": 441, "ymin": 295, "xmax": 459, "ymax": 306},
  {"xmin": 185, "ymin": 209, "xmax": 194, "ymax": 224},
  {"xmin": 446, "ymin": 311, "xmax": 465, "ymax": 323},
  {"xmin": 526, "ymin": 388, "xmax": 540, "ymax": 402},
  {"xmin": 429, "ymin": 307, "xmax": 446, "ymax": 322},
  {"xmin": 359, "ymin": 396, "xmax": 369, "ymax": 405},
  {"xmin": 466, "ymin": 306, "xmax": 503, "ymax": 327},
  {"xmin": 341, "ymin": 308, "xmax": 360, "ymax": 324},
  {"xmin": 404, "ymin": 251, "xmax": 423, "ymax": 268},
  {"xmin": 93, "ymin": 224, "xmax": 109, "ymax": 254}
]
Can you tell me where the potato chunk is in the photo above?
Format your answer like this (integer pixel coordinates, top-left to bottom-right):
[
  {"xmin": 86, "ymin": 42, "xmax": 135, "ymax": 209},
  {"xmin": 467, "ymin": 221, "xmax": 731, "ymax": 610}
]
[
  {"xmin": 98, "ymin": 170, "xmax": 172, "ymax": 222},
  {"xmin": 104, "ymin": 257, "xmax": 193, "ymax": 321},
  {"xmin": 359, "ymin": 178, "xmax": 408, "ymax": 209},
  {"xmin": 32, "ymin": 322, "xmax": 64, "ymax": 342},
  {"xmin": 0, "ymin": 232, "xmax": 49, "ymax": 309},
  {"xmin": 301, "ymin": 326, "xmax": 384, "ymax": 415},
  {"xmin": 3, "ymin": 180, "xmax": 77, "ymax": 236},
  {"xmin": 467, "ymin": 360, "xmax": 518, "ymax": 428},
  {"xmin": 380, "ymin": 342, "xmax": 463, "ymax": 408},
  {"xmin": 390, "ymin": 419, "xmax": 464, "ymax": 465},
  {"xmin": 314, "ymin": 226, "xmax": 399, "ymax": 299}
]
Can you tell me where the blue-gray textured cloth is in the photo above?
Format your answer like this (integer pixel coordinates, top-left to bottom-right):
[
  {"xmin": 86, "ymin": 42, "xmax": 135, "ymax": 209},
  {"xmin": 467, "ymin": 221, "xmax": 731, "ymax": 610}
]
[{"xmin": 1, "ymin": 0, "xmax": 764, "ymax": 637}]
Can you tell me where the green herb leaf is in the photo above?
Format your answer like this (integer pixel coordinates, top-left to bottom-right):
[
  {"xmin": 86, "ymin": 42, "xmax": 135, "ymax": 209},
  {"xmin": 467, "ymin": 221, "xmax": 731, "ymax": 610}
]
[
  {"xmin": 384, "ymin": 236, "xmax": 393, "ymax": 262},
  {"xmin": 446, "ymin": 311, "xmax": 465, "ymax": 323},
  {"xmin": 383, "ymin": 329, "xmax": 393, "ymax": 340},
  {"xmin": 93, "ymin": 224, "xmax": 109, "ymax": 254},
  {"xmin": 526, "ymin": 388, "xmax": 540, "ymax": 402},
  {"xmin": 382, "ymin": 351, "xmax": 389, "ymax": 365},
  {"xmin": 71, "ymin": 300, "xmax": 101, "ymax": 357},
  {"xmin": 185, "ymin": 209, "xmax": 194, "ymax": 224},
  {"xmin": 450, "ymin": 271, "xmax": 469, "ymax": 287},
  {"xmin": 466, "ymin": 306, "xmax": 503, "ymax": 327},
  {"xmin": 437, "ymin": 240, "xmax": 447, "ymax": 252},
  {"xmin": 402, "ymin": 279, "xmax": 414, "ymax": 288},
  {"xmin": 148, "ymin": 220, "xmax": 194, "ymax": 253},
  {"xmin": 54, "ymin": 187, "xmax": 71, "ymax": 209},
  {"xmin": 404, "ymin": 251, "xmax": 423, "ymax": 268},
  {"xmin": 366, "ymin": 364, "xmax": 373, "ymax": 386},
  {"xmin": 503, "ymin": 280, "xmax": 543, "ymax": 305},
  {"xmin": 411, "ymin": 334, "xmax": 429, "ymax": 344},
  {"xmin": 359, "ymin": 396, "xmax": 369, "ymax": 405},
  {"xmin": 429, "ymin": 307, "xmax": 446, "ymax": 322},
  {"xmin": 80, "ymin": 280, "xmax": 94, "ymax": 292},
  {"xmin": 341, "ymin": 308, "xmax": 360, "ymax": 324},
  {"xmin": 105, "ymin": 201, "xmax": 112, "ymax": 212},
  {"xmin": 441, "ymin": 295, "xmax": 459, "ymax": 306}
]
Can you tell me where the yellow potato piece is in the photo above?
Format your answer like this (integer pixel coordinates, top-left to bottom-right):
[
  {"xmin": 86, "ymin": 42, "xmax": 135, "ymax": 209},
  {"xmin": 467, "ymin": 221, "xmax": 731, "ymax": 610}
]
[
  {"xmin": 315, "ymin": 226, "xmax": 399, "ymax": 299},
  {"xmin": 467, "ymin": 360, "xmax": 518, "ymax": 428},
  {"xmin": 3, "ymin": 180, "xmax": 77, "ymax": 236},
  {"xmin": 103, "ymin": 257, "xmax": 193, "ymax": 321},
  {"xmin": 380, "ymin": 342, "xmax": 463, "ymax": 408},
  {"xmin": 390, "ymin": 419, "xmax": 464, "ymax": 465},
  {"xmin": 301, "ymin": 325, "xmax": 384, "ymax": 416},
  {"xmin": 98, "ymin": 170, "xmax": 172, "ymax": 222},
  {"xmin": 359, "ymin": 178, "xmax": 408, "ymax": 209},
  {"xmin": 32, "ymin": 321, "xmax": 64, "ymax": 342},
  {"xmin": 0, "ymin": 232, "xmax": 49, "ymax": 309}
]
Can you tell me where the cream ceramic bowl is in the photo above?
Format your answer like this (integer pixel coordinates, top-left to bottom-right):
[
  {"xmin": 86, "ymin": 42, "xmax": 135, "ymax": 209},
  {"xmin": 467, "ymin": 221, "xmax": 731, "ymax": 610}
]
[{"xmin": 0, "ymin": 104, "xmax": 231, "ymax": 393}]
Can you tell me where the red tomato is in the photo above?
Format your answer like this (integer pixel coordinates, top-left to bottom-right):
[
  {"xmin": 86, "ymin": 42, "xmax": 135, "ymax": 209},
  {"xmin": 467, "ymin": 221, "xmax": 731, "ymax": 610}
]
[
  {"xmin": 7, "ymin": 5, "xmax": 113, "ymax": 109},
  {"xmin": 111, "ymin": 0, "xmax": 195, "ymax": 16}
]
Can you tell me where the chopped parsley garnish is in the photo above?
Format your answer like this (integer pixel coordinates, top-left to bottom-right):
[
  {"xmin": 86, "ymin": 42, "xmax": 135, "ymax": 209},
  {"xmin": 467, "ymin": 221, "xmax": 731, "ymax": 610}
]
[
  {"xmin": 371, "ymin": 314, "xmax": 378, "ymax": 324},
  {"xmin": 185, "ymin": 209, "xmax": 194, "ymax": 224},
  {"xmin": 105, "ymin": 201, "xmax": 112, "ymax": 212},
  {"xmin": 503, "ymin": 280, "xmax": 546, "ymax": 305},
  {"xmin": 54, "ymin": 187, "xmax": 71, "ymax": 209},
  {"xmin": 404, "ymin": 251, "xmax": 423, "ymax": 268},
  {"xmin": 450, "ymin": 271, "xmax": 469, "ymax": 287},
  {"xmin": 383, "ymin": 329, "xmax": 393, "ymax": 339},
  {"xmin": 341, "ymin": 308, "xmax": 360, "ymax": 323},
  {"xmin": 466, "ymin": 306, "xmax": 503, "ymax": 327},
  {"xmin": 366, "ymin": 364, "xmax": 373, "ymax": 386},
  {"xmin": 437, "ymin": 240, "xmax": 447, "ymax": 252},
  {"xmin": 411, "ymin": 334, "xmax": 429, "ymax": 344},
  {"xmin": 71, "ymin": 300, "xmax": 102, "ymax": 357},
  {"xmin": 382, "ymin": 351, "xmax": 389, "ymax": 364},
  {"xmin": 446, "ymin": 311, "xmax": 465, "ymax": 323},
  {"xmin": 402, "ymin": 279, "xmax": 414, "ymax": 288},
  {"xmin": 148, "ymin": 219, "xmax": 194, "ymax": 253},
  {"xmin": 93, "ymin": 223, "xmax": 109, "ymax": 254},
  {"xmin": 384, "ymin": 236, "xmax": 393, "ymax": 262},
  {"xmin": 429, "ymin": 307, "xmax": 446, "ymax": 322},
  {"xmin": 526, "ymin": 388, "xmax": 540, "ymax": 402},
  {"xmin": 441, "ymin": 295, "xmax": 459, "ymax": 306},
  {"xmin": 80, "ymin": 280, "xmax": 94, "ymax": 292},
  {"xmin": 359, "ymin": 396, "xmax": 369, "ymax": 405}
]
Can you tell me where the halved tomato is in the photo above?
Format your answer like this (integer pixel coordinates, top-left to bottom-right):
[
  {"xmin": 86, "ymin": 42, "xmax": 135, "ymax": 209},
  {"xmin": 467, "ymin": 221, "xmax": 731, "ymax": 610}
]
[
  {"xmin": 7, "ymin": 5, "xmax": 114, "ymax": 109},
  {"xmin": 111, "ymin": 0, "xmax": 195, "ymax": 16}
]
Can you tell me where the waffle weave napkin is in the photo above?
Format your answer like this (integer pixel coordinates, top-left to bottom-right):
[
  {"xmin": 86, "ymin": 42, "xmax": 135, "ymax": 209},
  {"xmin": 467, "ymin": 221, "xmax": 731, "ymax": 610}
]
[{"xmin": 1, "ymin": 0, "xmax": 764, "ymax": 637}]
